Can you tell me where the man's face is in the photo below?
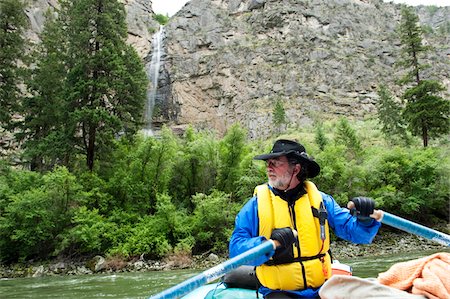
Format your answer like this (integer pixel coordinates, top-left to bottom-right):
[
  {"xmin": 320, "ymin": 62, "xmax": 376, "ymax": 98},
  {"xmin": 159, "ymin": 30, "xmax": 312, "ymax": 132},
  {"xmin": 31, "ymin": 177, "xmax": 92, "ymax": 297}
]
[{"xmin": 266, "ymin": 156, "xmax": 295, "ymax": 189}]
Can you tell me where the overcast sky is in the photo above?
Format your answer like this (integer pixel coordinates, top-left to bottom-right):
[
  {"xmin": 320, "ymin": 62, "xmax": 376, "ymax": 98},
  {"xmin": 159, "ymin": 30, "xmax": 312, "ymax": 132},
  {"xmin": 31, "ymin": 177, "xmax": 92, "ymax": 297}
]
[{"xmin": 152, "ymin": 0, "xmax": 450, "ymax": 17}]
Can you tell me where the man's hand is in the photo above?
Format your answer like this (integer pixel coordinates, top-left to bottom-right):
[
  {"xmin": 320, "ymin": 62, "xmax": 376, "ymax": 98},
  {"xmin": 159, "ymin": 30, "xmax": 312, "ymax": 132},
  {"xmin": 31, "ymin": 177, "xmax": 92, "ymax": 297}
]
[
  {"xmin": 348, "ymin": 197, "xmax": 375, "ymax": 223},
  {"xmin": 270, "ymin": 228, "xmax": 297, "ymax": 248}
]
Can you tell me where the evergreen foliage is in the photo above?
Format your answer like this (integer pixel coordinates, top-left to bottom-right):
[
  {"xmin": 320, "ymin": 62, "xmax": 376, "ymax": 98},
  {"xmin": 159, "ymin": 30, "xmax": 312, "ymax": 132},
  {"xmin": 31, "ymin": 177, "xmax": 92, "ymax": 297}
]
[
  {"xmin": 397, "ymin": 6, "xmax": 429, "ymax": 85},
  {"xmin": 395, "ymin": 7, "xmax": 449, "ymax": 147},
  {"xmin": 0, "ymin": 0, "xmax": 28, "ymax": 129},
  {"xmin": 314, "ymin": 123, "xmax": 328, "ymax": 151},
  {"xmin": 334, "ymin": 118, "xmax": 363, "ymax": 159},
  {"xmin": 21, "ymin": 0, "xmax": 147, "ymax": 171},
  {"xmin": 402, "ymin": 80, "xmax": 449, "ymax": 147},
  {"xmin": 376, "ymin": 84, "xmax": 408, "ymax": 143},
  {"xmin": 18, "ymin": 12, "xmax": 72, "ymax": 170},
  {"xmin": 272, "ymin": 98, "xmax": 286, "ymax": 134}
]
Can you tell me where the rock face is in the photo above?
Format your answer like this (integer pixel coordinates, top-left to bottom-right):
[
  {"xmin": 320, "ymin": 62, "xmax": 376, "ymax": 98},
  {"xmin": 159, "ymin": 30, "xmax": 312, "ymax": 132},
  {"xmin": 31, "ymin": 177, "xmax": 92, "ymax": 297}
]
[
  {"xmin": 122, "ymin": 0, "xmax": 159, "ymax": 57},
  {"xmin": 21, "ymin": 0, "xmax": 450, "ymax": 138},
  {"xmin": 159, "ymin": 0, "xmax": 450, "ymax": 138},
  {"xmin": 23, "ymin": 0, "xmax": 159, "ymax": 58}
]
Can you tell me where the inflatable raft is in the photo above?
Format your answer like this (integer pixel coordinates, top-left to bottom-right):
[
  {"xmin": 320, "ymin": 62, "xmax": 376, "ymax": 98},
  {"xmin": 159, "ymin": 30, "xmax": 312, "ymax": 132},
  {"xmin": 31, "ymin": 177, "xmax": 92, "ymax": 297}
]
[{"xmin": 181, "ymin": 262, "xmax": 352, "ymax": 299}]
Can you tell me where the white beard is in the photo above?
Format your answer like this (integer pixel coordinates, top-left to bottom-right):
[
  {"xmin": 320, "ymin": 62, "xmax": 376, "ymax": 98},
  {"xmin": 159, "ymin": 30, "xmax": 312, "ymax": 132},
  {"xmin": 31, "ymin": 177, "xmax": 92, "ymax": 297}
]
[{"xmin": 268, "ymin": 170, "xmax": 293, "ymax": 189}]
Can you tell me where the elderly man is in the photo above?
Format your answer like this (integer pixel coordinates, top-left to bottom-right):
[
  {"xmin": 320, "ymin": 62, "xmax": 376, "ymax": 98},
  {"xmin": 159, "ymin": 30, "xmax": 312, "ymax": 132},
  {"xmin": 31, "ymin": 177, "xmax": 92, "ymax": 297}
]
[{"xmin": 229, "ymin": 139, "xmax": 381, "ymax": 298}]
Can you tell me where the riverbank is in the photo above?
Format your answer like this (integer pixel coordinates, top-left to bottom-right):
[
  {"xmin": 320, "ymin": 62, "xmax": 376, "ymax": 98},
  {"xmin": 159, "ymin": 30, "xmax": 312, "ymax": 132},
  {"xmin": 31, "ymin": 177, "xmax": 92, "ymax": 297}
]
[{"xmin": 1, "ymin": 229, "xmax": 448, "ymax": 279}]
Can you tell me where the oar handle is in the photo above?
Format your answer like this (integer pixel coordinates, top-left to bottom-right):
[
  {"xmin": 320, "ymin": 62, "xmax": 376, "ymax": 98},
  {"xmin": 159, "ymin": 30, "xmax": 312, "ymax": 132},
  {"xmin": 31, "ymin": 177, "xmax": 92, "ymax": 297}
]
[
  {"xmin": 379, "ymin": 210, "xmax": 450, "ymax": 247},
  {"xmin": 149, "ymin": 240, "xmax": 275, "ymax": 299}
]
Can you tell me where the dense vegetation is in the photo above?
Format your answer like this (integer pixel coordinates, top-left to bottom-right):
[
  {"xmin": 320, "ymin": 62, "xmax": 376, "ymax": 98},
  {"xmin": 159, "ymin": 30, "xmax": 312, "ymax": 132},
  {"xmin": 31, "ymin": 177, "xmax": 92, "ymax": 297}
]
[
  {"xmin": 0, "ymin": 1, "xmax": 448, "ymax": 265},
  {"xmin": 0, "ymin": 121, "xmax": 449, "ymax": 263}
]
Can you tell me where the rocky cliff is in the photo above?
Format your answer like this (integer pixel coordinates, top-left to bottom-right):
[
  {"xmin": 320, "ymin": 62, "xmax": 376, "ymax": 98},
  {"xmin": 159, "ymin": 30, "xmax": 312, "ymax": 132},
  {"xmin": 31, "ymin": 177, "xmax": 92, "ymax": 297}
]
[
  {"xmin": 21, "ymin": 0, "xmax": 450, "ymax": 139},
  {"xmin": 159, "ymin": 0, "xmax": 449, "ymax": 138},
  {"xmin": 23, "ymin": 0, "xmax": 159, "ymax": 58}
]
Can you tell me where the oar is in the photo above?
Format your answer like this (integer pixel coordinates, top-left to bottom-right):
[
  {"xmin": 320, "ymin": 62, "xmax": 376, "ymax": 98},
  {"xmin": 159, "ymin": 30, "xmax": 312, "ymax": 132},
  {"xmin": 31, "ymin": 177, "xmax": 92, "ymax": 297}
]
[
  {"xmin": 379, "ymin": 210, "xmax": 450, "ymax": 247},
  {"xmin": 148, "ymin": 240, "xmax": 274, "ymax": 299},
  {"xmin": 348, "ymin": 202, "xmax": 450, "ymax": 247}
]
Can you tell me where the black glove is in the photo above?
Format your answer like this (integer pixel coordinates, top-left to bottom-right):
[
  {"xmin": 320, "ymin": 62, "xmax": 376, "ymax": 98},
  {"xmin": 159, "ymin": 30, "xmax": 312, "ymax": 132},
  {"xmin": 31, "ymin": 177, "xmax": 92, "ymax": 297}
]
[
  {"xmin": 270, "ymin": 227, "xmax": 296, "ymax": 248},
  {"xmin": 349, "ymin": 197, "xmax": 375, "ymax": 223}
]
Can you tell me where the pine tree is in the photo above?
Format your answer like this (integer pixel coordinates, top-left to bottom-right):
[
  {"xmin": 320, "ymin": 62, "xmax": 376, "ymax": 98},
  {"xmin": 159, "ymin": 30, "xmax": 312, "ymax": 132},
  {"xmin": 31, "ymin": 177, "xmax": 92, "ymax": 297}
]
[
  {"xmin": 376, "ymin": 85, "xmax": 407, "ymax": 140},
  {"xmin": 0, "ymin": 0, "xmax": 28, "ymax": 128},
  {"xmin": 314, "ymin": 123, "xmax": 328, "ymax": 151},
  {"xmin": 397, "ymin": 6, "xmax": 449, "ymax": 147},
  {"xmin": 19, "ymin": 12, "xmax": 72, "ymax": 170},
  {"xmin": 402, "ymin": 80, "xmax": 449, "ymax": 147},
  {"xmin": 272, "ymin": 98, "xmax": 286, "ymax": 134},
  {"xmin": 64, "ymin": 0, "xmax": 147, "ymax": 170},
  {"xmin": 397, "ymin": 6, "xmax": 428, "ymax": 85},
  {"xmin": 23, "ymin": 0, "xmax": 148, "ymax": 170},
  {"xmin": 335, "ymin": 117, "xmax": 362, "ymax": 159}
]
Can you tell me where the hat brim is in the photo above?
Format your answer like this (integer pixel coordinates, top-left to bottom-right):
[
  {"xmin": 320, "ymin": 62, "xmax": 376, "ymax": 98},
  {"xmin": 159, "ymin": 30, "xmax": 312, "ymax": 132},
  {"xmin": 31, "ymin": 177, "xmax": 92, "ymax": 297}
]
[
  {"xmin": 302, "ymin": 158, "xmax": 320, "ymax": 178},
  {"xmin": 253, "ymin": 150, "xmax": 295, "ymax": 161},
  {"xmin": 254, "ymin": 151, "xmax": 321, "ymax": 178}
]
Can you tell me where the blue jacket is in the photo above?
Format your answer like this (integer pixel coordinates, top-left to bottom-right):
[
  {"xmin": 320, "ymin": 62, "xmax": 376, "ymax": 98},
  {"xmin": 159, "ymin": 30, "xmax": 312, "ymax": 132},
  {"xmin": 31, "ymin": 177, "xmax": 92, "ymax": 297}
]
[{"xmin": 229, "ymin": 187, "xmax": 381, "ymax": 297}]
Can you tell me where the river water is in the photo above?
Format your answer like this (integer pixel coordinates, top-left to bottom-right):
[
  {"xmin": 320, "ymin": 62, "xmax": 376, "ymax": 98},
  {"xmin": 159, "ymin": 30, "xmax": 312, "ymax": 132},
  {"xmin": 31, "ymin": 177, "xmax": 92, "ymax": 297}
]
[{"xmin": 0, "ymin": 249, "xmax": 447, "ymax": 298}]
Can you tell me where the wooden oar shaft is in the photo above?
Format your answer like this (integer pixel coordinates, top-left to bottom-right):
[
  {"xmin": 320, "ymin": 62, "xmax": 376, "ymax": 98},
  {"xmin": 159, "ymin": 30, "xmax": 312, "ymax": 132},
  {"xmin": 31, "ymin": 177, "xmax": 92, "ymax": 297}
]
[
  {"xmin": 148, "ymin": 240, "xmax": 275, "ymax": 299},
  {"xmin": 381, "ymin": 211, "xmax": 450, "ymax": 247}
]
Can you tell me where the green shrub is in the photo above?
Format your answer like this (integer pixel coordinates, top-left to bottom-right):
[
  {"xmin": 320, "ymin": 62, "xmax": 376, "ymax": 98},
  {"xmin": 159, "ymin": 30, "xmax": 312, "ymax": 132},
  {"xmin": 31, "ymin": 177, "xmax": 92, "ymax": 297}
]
[
  {"xmin": 0, "ymin": 188, "xmax": 55, "ymax": 262},
  {"xmin": 168, "ymin": 127, "xmax": 220, "ymax": 209},
  {"xmin": 217, "ymin": 123, "xmax": 248, "ymax": 195},
  {"xmin": 363, "ymin": 147, "xmax": 449, "ymax": 221},
  {"xmin": 56, "ymin": 206, "xmax": 117, "ymax": 255},
  {"xmin": 105, "ymin": 127, "xmax": 178, "ymax": 214},
  {"xmin": 153, "ymin": 13, "xmax": 169, "ymax": 25},
  {"xmin": 0, "ymin": 166, "xmax": 80, "ymax": 262},
  {"xmin": 191, "ymin": 190, "xmax": 239, "ymax": 253},
  {"xmin": 110, "ymin": 215, "xmax": 172, "ymax": 258},
  {"xmin": 0, "ymin": 118, "xmax": 448, "ymax": 263},
  {"xmin": 78, "ymin": 171, "xmax": 113, "ymax": 214}
]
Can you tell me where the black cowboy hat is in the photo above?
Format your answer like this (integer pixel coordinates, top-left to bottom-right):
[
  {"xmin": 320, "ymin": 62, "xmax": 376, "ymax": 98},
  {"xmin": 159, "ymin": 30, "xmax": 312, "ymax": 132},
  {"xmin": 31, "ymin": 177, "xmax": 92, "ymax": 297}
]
[{"xmin": 253, "ymin": 139, "xmax": 320, "ymax": 178}]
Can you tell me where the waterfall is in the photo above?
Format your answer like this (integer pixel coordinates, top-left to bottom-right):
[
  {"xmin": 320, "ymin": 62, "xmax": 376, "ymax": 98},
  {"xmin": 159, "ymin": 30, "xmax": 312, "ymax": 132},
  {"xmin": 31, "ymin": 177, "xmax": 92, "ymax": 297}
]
[{"xmin": 143, "ymin": 25, "xmax": 165, "ymax": 137}]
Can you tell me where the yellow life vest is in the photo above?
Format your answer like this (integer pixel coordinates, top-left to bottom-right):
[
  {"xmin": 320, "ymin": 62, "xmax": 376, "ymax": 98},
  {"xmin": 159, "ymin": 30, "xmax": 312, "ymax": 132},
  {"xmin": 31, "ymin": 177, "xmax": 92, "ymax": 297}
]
[{"xmin": 255, "ymin": 181, "xmax": 331, "ymax": 291}]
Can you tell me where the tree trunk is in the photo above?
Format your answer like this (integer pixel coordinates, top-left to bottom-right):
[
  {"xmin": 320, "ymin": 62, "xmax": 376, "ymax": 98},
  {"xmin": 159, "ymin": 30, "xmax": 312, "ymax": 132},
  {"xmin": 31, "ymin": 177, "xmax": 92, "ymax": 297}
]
[
  {"xmin": 87, "ymin": 124, "xmax": 96, "ymax": 170},
  {"xmin": 422, "ymin": 120, "xmax": 428, "ymax": 147}
]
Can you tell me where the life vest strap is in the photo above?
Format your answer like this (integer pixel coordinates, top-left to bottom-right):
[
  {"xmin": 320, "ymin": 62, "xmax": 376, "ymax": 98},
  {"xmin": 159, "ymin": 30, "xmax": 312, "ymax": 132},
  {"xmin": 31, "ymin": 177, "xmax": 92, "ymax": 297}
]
[{"xmin": 265, "ymin": 253, "xmax": 327, "ymax": 266}]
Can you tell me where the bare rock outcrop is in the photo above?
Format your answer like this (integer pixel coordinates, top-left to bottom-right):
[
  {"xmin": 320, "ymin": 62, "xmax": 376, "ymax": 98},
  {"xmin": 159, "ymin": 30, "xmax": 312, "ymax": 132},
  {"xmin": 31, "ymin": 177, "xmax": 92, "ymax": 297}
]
[
  {"xmin": 23, "ymin": 0, "xmax": 159, "ymax": 58},
  {"xmin": 18, "ymin": 0, "xmax": 450, "ymax": 139},
  {"xmin": 160, "ymin": 0, "xmax": 450, "ymax": 138}
]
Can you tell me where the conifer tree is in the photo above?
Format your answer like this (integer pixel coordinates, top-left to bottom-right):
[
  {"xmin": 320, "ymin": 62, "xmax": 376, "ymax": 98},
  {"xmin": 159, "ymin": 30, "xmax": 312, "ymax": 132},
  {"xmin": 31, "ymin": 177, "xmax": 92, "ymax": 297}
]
[
  {"xmin": 397, "ymin": 6, "xmax": 449, "ymax": 147},
  {"xmin": 24, "ymin": 0, "xmax": 148, "ymax": 170},
  {"xmin": 272, "ymin": 98, "xmax": 286, "ymax": 134},
  {"xmin": 0, "ymin": 0, "xmax": 28, "ymax": 129},
  {"xmin": 64, "ymin": 0, "xmax": 147, "ymax": 170},
  {"xmin": 335, "ymin": 117, "xmax": 362, "ymax": 159},
  {"xmin": 376, "ymin": 84, "xmax": 407, "ymax": 140},
  {"xmin": 397, "ymin": 6, "xmax": 428, "ymax": 85},
  {"xmin": 314, "ymin": 123, "xmax": 328, "ymax": 151},
  {"xmin": 19, "ymin": 13, "xmax": 72, "ymax": 170},
  {"xmin": 402, "ymin": 80, "xmax": 449, "ymax": 147}
]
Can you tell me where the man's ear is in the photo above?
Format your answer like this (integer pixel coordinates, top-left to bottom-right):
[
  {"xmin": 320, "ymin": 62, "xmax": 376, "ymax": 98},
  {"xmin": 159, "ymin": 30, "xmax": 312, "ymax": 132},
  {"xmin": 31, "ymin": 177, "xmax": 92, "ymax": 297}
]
[{"xmin": 294, "ymin": 164, "xmax": 301, "ymax": 176}]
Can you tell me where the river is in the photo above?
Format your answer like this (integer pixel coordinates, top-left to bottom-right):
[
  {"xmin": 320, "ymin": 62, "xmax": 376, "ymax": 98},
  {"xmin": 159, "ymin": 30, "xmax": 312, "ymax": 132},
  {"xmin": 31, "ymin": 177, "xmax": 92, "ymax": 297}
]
[{"xmin": 0, "ymin": 249, "xmax": 447, "ymax": 298}]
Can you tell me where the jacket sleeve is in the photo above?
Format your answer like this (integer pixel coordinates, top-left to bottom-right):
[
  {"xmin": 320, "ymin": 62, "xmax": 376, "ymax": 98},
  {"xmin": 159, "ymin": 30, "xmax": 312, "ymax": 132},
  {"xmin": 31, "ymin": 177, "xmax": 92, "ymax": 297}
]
[
  {"xmin": 322, "ymin": 192, "xmax": 381, "ymax": 244},
  {"xmin": 229, "ymin": 196, "xmax": 275, "ymax": 266}
]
